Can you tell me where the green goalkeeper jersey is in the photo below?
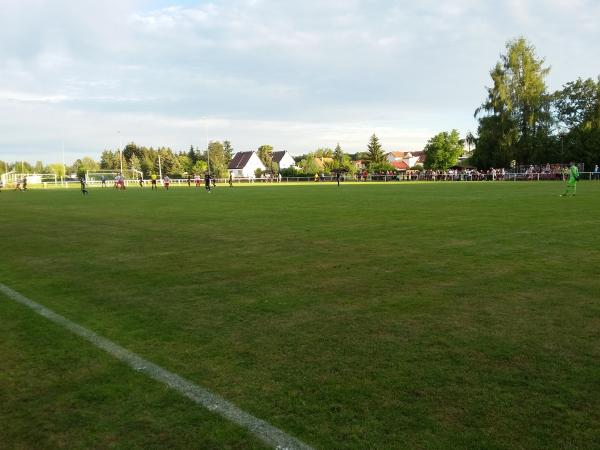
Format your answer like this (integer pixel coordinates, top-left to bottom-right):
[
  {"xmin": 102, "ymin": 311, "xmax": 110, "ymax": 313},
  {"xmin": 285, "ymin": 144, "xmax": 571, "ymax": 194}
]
[{"xmin": 569, "ymin": 165, "xmax": 579, "ymax": 183}]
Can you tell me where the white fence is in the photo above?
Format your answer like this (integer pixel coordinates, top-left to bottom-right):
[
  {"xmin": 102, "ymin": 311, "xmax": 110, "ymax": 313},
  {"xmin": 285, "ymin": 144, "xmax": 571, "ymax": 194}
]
[{"xmin": 2, "ymin": 172, "xmax": 599, "ymax": 189}]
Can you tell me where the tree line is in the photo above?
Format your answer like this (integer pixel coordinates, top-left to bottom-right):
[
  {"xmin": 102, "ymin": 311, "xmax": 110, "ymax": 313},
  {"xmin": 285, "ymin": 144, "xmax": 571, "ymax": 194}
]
[
  {"xmin": 471, "ymin": 37, "xmax": 600, "ymax": 169},
  {"xmin": 1, "ymin": 134, "xmax": 406, "ymax": 178},
  {"xmin": 3, "ymin": 37, "xmax": 597, "ymax": 177}
]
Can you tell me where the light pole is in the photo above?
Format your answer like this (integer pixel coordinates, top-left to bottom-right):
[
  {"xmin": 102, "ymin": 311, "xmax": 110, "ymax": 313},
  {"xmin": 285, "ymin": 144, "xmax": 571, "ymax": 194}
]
[
  {"xmin": 202, "ymin": 117, "xmax": 210, "ymax": 176},
  {"xmin": 62, "ymin": 140, "xmax": 66, "ymax": 186},
  {"xmin": 158, "ymin": 150, "xmax": 163, "ymax": 180},
  {"xmin": 117, "ymin": 130, "xmax": 123, "ymax": 174}
]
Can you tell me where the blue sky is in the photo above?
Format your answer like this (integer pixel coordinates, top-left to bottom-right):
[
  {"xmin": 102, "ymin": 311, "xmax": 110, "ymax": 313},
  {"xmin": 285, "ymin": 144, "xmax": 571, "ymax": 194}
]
[{"xmin": 1, "ymin": 0, "xmax": 600, "ymax": 163}]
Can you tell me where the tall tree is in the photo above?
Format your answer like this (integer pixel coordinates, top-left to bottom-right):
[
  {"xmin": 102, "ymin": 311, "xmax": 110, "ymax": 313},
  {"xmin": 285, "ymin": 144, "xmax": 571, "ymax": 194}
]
[
  {"xmin": 129, "ymin": 154, "xmax": 142, "ymax": 171},
  {"xmin": 223, "ymin": 141, "xmax": 234, "ymax": 164},
  {"xmin": 333, "ymin": 143, "xmax": 344, "ymax": 166},
  {"xmin": 314, "ymin": 148, "xmax": 333, "ymax": 158},
  {"xmin": 423, "ymin": 130, "xmax": 464, "ymax": 170},
  {"xmin": 331, "ymin": 143, "xmax": 355, "ymax": 173},
  {"xmin": 465, "ymin": 132, "xmax": 476, "ymax": 155},
  {"xmin": 299, "ymin": 154, "xmax": 321, "ymax": 175},
  {"xmin": 365, "ymin": 134, "xmax": 386, "ymax": 168},
  {"xmin": 48, "ymin": 163, "xmax": 66, "ymax": 178},
  {"xmin": 187, "ymin": 145, "xmax": 197, "ymax": 165},
  {"xmin": 100, "ymin": 150, "xmax": 119, "ymax": 170},
  {"xmin": 257, "ymin": 145, "xmax": 274, "ymax": 172},
  {"xmin": 207, "ymin": 141, "xmax": 228, "ymax": 177},
  {"xmin": 122, "ymin": 143, "xmax": 139, "ymax": 162},
  {"xmin": 553, "ymin": 77, "xmax": 600, "ymax": 166},
  {"xmin": 192, "ymin": 160, "xmax": 208, "ymax": 175},
  {"xmin": 473, "ymin": 37, "xmax": 552, "ymax": 167}
]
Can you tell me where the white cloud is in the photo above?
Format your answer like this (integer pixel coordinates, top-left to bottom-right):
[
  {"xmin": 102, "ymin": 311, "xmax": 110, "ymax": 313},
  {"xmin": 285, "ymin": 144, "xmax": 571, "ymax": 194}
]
[{"xmin": 0, "ymin": 0, "xmax": 599, "ymax": 162}]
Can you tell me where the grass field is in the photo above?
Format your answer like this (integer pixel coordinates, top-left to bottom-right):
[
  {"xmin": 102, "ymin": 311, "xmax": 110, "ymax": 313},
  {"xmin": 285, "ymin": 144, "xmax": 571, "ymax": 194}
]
[{"xmin": 1, "ymin": 182, "xmax": 599, "ymax": 449}]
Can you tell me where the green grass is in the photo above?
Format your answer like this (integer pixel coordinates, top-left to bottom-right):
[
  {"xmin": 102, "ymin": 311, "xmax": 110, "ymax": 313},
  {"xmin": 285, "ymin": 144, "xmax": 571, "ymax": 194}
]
[{"xmin": 1, "ymin": 182, "xmax": 599, "ymax": 449}]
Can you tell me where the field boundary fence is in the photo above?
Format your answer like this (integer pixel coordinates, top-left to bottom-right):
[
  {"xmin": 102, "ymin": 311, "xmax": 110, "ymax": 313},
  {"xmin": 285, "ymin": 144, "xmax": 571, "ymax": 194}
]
[{"xmin": 2, "ymin": 172, "xmax": 600, "ymax": 189}]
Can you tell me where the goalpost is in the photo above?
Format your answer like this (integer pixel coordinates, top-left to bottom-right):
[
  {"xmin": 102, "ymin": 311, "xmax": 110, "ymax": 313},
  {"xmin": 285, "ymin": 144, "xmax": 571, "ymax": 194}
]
[
  {"xmin": 2, "ymin": 172, "xmax": 57, "ymax": 188},
  {"xmin": 86, "ymin": 170, "xmax": 119, "ymax": 187},
  {"xmin": 86, "ymin": 169, "xmax": 142, "ymax": 187}
]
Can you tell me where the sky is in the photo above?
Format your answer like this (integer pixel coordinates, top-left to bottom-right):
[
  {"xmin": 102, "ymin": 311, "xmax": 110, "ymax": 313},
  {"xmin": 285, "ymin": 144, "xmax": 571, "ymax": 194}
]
[{"xmin": 1, "ymin": 0, "xmax": 600, "ymax": 163}]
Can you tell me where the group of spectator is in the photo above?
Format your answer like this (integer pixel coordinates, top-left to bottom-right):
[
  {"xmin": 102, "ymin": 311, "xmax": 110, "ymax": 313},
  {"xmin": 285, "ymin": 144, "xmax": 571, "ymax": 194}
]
[{"xmin": 418, "ymin": 168, "xmax": 507, "ymax": 181}]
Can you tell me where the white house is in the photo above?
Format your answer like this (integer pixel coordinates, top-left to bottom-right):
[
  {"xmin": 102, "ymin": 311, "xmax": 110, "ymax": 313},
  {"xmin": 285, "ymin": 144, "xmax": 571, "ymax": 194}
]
[
  {"xmin": 271, "ymin": 151, "xmax": 296, "ymax": 170},
  {"xmin": 228, "ymin": 151, "xmax": 266, "ymax": 178}
]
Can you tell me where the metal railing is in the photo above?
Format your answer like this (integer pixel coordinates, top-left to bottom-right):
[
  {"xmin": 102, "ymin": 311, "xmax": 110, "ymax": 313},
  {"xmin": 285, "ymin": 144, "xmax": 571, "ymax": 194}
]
[{"xmin": 3, "ymin": 172, "xmax": 599, "ymax": 189}]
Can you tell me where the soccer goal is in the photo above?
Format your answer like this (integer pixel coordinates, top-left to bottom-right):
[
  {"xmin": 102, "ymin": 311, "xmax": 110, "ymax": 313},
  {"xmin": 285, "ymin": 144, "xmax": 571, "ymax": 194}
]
[
  {"xmin": 86, "ymin": 169, "xmax": 143, "ymax": 187},
  {"xmin": 86, "ymin": 170, "xmax": 118, "ymax": 187},
  {"xmin": 2, "ymin": 172, "xmax": 57, "ymax": 187}
]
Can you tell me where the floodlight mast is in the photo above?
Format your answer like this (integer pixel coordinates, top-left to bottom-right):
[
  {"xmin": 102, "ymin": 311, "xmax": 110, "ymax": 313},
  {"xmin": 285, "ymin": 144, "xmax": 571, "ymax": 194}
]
[
  {"xmin": 61, "ymin": 140, "xmax": 66, "ymax": 187},
  {"xmin": 118, "ymin": 130, "xmax": 123, "ymax": 174},
  {"xmin": 158, "ymin": 151, "xmax": 163, "ymax": 180},
  {"xmin": 203, "ymin": 117, "xmax": 210, "ymax": 176}
]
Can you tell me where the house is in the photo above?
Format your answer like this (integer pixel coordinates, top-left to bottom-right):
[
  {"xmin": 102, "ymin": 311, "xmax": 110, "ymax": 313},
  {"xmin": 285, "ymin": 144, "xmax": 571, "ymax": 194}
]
[
  {"xmin": 228, "ymin": 151, "xmax": 266, "ymax": 178},
  {"xmin": 386, "ymin": 151, "xmax": 408, "ymax": 163},
  {"xmin": 386, "ymin": 151, "xmax": 425, "ymax": 168},
  {"xmin": 271, "ymin": 151, "xmax": 296, "ymax": 170},
  {"xmin": 391, "ymin": 161, "xmax": 410, "ymax": 171}
]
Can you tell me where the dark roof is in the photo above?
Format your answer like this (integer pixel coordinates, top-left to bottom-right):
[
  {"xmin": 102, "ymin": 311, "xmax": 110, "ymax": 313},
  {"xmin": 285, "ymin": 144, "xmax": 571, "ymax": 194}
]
[
  {"xmin": 228, "ymin": 151, "xmax": 254, "ymax": 169},
  {"xmin": 271, "ymin": 151, "xmax": 287, "ymax": 164}
]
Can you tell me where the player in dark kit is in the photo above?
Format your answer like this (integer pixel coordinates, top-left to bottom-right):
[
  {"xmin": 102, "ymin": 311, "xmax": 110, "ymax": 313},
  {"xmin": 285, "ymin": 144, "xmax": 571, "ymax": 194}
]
[
  {"xmin": 204, "ymin": 173, "xmax": 212, "ymax": 192},
  {"xmin": 80, "ymin": 177, "xmax": 88, "ymax": 195}
]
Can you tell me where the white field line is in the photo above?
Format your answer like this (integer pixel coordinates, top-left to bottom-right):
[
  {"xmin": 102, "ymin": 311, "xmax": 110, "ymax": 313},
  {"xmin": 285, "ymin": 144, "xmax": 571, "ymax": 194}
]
[{"xmin": 0, "ymin": 283, "xmax": 313, "ymax": 450}]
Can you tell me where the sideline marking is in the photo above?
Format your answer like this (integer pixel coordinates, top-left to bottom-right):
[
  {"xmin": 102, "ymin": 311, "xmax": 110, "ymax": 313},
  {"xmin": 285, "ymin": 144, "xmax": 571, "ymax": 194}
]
[{"xmin": 0, "ymin": 283, "xmax": 313, "ymax": 450}]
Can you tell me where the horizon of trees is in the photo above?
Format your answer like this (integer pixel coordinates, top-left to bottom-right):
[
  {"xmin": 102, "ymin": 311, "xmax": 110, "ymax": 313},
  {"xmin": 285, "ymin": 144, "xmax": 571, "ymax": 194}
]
[
  {"xmin": 472, "ymin": 37, "xmax": 600, "ymax": 169},
  {"xmin": 2, "ymin": 37, "xmax": 599, "ymax": 175}
]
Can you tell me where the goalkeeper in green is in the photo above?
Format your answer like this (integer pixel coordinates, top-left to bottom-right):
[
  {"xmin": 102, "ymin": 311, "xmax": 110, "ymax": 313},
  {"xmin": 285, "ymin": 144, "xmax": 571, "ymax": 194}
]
[{"xmin": 561, "ymin": 162, "xmax": 579, "ymax": 196}]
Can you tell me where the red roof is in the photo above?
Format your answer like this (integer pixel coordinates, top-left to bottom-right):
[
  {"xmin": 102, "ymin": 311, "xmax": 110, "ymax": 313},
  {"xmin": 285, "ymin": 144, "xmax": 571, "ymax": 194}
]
[{"xmin": 391, "ymin": 161, "xmax": 410, "ymax": 170}]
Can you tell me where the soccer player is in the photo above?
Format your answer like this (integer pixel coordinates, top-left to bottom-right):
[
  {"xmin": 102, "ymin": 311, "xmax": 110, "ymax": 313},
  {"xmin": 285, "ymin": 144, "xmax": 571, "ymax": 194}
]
[
  {"xmin": 151, "ymin": 173, "xmax": 157, "ymax": 190},
  {"xmin": 561, "ymin": 161, "xmax": 579, "ymax": 197},
  {"xmin": 80, "ymin": 176, "xmax": 88, "ymax": 195},
  {"xmin": 228, "ymin": 172, "xmax": 233, "ymax": 187},
  {"xmin": 204, "ymin": 172, "xmax": 212, "ymax": 192},
  {"xmin": 101, "ymin": 175, "xmax": 106, "ymax": 187},
  {"xmin": 163, "ymin": 175, "xmax": 170, "ymax": 190},
  {"xmin": 22, "ymin": 176, "xmax": 28, "ymax": 191},
  {"xmin": 138, "ymin": 174, "xmax": 144, "ymax": 188}
]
